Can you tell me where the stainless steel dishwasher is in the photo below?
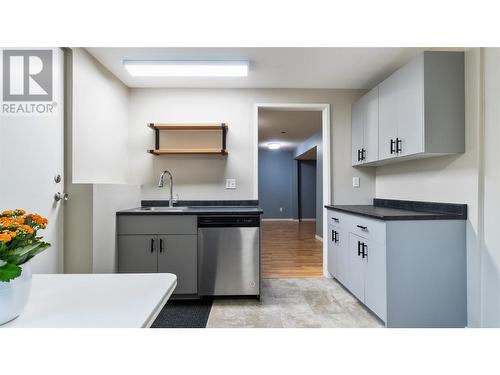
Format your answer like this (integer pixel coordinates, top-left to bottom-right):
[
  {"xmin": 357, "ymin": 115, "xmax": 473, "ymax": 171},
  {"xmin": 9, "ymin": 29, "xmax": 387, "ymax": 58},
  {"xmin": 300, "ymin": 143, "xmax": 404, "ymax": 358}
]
[{"xmin": 198, "ymin": 216, "xmax": 260, "ymax": 297}]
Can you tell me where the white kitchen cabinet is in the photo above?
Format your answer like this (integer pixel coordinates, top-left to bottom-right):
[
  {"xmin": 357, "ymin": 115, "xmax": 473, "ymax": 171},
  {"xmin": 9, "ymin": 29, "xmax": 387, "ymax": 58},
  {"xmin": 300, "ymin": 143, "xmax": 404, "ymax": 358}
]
[
  {"xmin": 378, "ymin": 69, "xmax": 402, "ymax": 161},
  {"xmin": 327, "ymin": 225, "xmax": 336, "ymax": 277},
  {"xmin": 363, "ymin": 238, "xmax": 387, "ymax": 321},
  {"xmin": 351, "ymin": 99, "xmax": 365, "ymax": 166},
  {"xmin": 351, "ymin": 86, "xmax": 379, "ymax": 166},
  {"xmin": 356, "ymin": 51, "xmax": 464, "ymax": 166},
  {"xmin": 348, "ymin": 233, "xmax": 367, "ymax": 301},
  {"xmin": 396, "ymin": 55, "xmax": 425, "ymax": 157}
]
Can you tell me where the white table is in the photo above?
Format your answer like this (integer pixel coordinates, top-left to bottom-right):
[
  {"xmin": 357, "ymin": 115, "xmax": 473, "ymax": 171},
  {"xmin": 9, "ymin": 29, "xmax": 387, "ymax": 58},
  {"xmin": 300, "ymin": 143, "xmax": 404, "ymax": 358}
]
[{"xmin": 3, "ymin": 273, "xmax": 177, "ymax": 328}]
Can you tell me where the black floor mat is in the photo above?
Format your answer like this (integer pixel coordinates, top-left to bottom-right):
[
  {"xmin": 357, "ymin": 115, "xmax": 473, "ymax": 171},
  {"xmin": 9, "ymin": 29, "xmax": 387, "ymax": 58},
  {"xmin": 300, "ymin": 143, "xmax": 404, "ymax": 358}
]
[{"xmin": 151, "ymin": 299, "xmax": 213, "ymax": 328}]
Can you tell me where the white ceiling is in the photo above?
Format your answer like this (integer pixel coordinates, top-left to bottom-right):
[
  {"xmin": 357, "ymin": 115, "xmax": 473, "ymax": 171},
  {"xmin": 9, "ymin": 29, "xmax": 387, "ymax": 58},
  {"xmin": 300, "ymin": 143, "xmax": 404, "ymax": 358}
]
[
  {"xmin": 258, "ymin": 109, "xmax": 322, "ymax": 150},
  {"xmin": 85, "ymin": 47, "xmax": 433, "ymax": 89}
]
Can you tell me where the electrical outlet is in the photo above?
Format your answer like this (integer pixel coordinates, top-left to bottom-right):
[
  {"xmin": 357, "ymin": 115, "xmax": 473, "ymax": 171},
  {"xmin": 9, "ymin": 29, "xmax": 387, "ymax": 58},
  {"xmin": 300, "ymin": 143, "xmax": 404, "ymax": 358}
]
[
  {"xmin": 225, "ymin": 179, "xmax": 236, "ymax": 189},
  {"xmin": 353, "ymin": 177, "xmax": 360, "ymax": 188}
]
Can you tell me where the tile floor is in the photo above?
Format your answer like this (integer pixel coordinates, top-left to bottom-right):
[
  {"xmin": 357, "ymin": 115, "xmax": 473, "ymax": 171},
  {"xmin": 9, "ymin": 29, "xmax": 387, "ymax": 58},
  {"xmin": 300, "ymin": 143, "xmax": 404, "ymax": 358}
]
[{"xmin": 207, "ymin": 278, "xmax": 384, "ymax": 328}]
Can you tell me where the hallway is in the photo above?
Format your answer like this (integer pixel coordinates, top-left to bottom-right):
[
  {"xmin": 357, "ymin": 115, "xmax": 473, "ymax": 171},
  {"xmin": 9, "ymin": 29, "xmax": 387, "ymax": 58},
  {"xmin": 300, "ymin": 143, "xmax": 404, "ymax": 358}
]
[{"xmin": 262, "ymin": 221, "xmax": 323, "ymax": 278}]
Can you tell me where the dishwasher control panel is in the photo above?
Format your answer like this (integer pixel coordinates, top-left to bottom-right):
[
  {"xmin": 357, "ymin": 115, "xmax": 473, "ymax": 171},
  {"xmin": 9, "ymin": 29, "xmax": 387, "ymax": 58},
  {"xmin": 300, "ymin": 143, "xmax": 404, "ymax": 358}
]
[{"xmin": 198, "ymin": 216, "xmax": 260, "ymax": 228}]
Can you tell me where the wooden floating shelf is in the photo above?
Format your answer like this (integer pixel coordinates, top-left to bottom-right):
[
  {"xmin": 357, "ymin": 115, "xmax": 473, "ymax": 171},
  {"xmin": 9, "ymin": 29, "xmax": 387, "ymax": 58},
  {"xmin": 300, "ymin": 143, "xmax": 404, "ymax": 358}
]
[
  {"xmin": 148, "ymin": 148, "xmax": 227, "ymax": 155},
  {"xmin": 148, "ymin": 123, "xmax": 228, "ymax": 156},
  {"xmin": 148, "ymin": 123, "xmax": 225, "ymax": 130}
]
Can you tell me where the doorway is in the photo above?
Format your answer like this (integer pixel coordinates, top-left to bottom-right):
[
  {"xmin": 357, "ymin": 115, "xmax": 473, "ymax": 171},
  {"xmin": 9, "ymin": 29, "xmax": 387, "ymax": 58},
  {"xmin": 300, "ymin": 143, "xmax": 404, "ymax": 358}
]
[{"xmin": 256, "ymin": 104, "xmax": 331, "ymax": 278}]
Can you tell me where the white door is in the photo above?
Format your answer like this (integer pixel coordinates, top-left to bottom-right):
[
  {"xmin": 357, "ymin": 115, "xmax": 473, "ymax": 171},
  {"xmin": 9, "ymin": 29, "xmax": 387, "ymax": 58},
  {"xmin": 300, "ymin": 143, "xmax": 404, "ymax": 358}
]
[
  {"xmin": 364, "ymin": 239, "xmax": 387, "ymax": 322},
  {"xmin": 378, "ymin": 70, "xmax": 399, "ymax": 161},
  {"xmin": 351, "ymin": 97, "xmax": 364, "ymax": 166},
  {"xmin": 0, "ymin": 48, "xmax": 65, "ymax": 274},
  {"xmin": 363, "ymin": 86, "xmax": 379, "ymax": 163},
  {"xmin": 396, "ymin": 54, "xmax": 425, "ymax": 157}
]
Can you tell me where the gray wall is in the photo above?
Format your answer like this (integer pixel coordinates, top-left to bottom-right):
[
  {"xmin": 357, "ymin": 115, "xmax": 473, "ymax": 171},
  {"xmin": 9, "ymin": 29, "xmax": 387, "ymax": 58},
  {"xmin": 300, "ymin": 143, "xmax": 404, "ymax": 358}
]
[
  {"xmin": 298, "ymin": 160, "xmax": 317, "ymax": 219},
  {"xmin": 258, "ymin": 149, "xmax": 294, "ymax": 219},
  {"xmin": 294, "ymin": 131, "xmax": 323, "ymax": 237}
]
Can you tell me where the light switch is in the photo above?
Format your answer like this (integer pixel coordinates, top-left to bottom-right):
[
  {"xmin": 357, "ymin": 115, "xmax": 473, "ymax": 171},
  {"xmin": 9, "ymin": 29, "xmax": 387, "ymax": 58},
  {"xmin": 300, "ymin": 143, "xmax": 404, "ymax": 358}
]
[
  {"xmin": 226, "ymin": 179, "xmax": 236, "ymax": 189},
  {"xmin": 353, "ymin": 177, "xmax": 360, "ymax": 188}
]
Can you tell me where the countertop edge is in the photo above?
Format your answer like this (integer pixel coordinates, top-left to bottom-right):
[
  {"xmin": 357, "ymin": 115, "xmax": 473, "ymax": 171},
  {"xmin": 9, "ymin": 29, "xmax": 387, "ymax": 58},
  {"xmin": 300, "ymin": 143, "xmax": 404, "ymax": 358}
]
[
  {"xmin": 324, "ymin": 205, "xmax": 466, "ymax": 221},
  {"xmin": 117, "ymin": 209, "xmax": 264, "ymax": 216}
]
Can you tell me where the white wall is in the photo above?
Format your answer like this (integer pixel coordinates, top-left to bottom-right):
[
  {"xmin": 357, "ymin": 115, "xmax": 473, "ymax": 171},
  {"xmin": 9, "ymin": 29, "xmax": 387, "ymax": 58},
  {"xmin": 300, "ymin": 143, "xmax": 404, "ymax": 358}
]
[
  {"xmin": 72, "ymin": 48, "xmax": 130, "ymax": 184},
  {"xmin": 128, "ymin": 88, "xmax": 375, "ymax": 205},
  {"xmin": 92, "ymin": 184, "xmax": 141, "ymax": 273},
  {"xmin": 481, "ymin": 48, "xmax": 500, "ymax": 327},
  {"xmin": 65, "ymin": 49, "xmax": 140, "ymax": 273}
]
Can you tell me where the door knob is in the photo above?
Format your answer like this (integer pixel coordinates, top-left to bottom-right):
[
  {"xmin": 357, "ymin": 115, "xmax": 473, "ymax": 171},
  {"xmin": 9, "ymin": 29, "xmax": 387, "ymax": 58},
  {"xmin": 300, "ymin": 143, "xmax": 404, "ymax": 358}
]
[{"xmin": 54, "ymin": 192, "xmax": 69, "ymax": 202}]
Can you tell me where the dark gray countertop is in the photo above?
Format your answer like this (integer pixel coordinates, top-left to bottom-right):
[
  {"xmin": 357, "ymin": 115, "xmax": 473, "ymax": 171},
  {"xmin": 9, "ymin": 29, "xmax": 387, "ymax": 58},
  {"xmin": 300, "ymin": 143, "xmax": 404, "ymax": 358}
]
[
  {"xmin": 325, "ymin": 199, "xmax": 467, "ymax": 221},
  {"xmin": 117, "ymin": 206, "xmax": 263, "ymax": 216}
]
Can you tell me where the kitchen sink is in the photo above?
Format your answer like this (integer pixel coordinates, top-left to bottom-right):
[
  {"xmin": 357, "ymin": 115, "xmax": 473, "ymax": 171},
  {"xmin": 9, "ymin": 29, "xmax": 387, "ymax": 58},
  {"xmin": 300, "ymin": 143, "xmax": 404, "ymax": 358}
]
[{"xmin": 140, "ymin": 206, "xmax": 189, "ymax": 212}]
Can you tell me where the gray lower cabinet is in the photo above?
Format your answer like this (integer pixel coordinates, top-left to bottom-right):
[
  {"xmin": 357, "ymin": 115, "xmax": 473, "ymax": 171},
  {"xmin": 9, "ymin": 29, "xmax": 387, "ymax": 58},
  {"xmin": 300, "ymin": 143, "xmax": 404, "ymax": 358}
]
[
  {"xmin": 118, "ymin": 235, "xmax": 158, "ymax": 273},
  {"xmin": 158, "ymin": 235, "xmax": 197, "ymax": 294},
  {"xmin": 326, "ymin": 209, "xmax": 466, "ymax": 327},
  {"xmin": 117, "ymin": 215, "xmax": 198, "ymax": 296}
]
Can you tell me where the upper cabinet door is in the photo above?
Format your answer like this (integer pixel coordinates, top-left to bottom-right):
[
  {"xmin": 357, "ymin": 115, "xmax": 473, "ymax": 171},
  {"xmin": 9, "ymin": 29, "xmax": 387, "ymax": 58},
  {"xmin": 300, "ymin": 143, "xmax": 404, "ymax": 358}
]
[
  {"xmin": 396, "ymin": 55, "xmax": 425, "ymax": 157},
  {"xmin": 351, "ymin": 98, "xmax": 364, "ymax": 166},
  {"xmin": 378, "ymin": 71, "xmax": 399, "ymax": 161},
  {"xmin": 363, "ymin": 86, "xmax": 379, "ymax": 163}
]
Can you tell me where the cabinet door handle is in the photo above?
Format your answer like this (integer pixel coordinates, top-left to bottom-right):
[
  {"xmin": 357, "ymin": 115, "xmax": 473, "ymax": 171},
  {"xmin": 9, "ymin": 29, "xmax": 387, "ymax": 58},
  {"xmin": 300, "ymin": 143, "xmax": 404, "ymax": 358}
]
[
  {"xmin": 331, "ymin": 230, "xmax": 335, "ymax": 242},
  {"xmin": 396, "ymin": 137, "xmax": 402, "ymax": 153},
  {"xmin": 332, "ymin": 217, "xmax": 339, "ymax": 223},
  {"xmin": 334, "ymin": 231, "xmax": 339, "ymax": 243},
  {"xmin": 357, "ymin": 149, "xmax": 361, "ymax": 161},
  {"xmin": 159, "ymin": 238, "xmax": 163, "ymax": 253},
  {"xmin": 362, "ymin": 148, "xmax": 366, "ymax": 160},
  {"xmin": 357, "ymin": 241, "xmax": 362, "ymax": 256},
  {"xmin": 150, "ymin": 238, "xmax": 154, "ymax": 253},
  {"xmin": 357, "ymin": 225, "xmax": 368, "ymax": 231},
  {"xmin": 390, "ymin": 139, "xmax": 395, "ymax": 154},
  {"xmin": 362, "ymin": 243, "xmax": 368, "ymax": 259}
]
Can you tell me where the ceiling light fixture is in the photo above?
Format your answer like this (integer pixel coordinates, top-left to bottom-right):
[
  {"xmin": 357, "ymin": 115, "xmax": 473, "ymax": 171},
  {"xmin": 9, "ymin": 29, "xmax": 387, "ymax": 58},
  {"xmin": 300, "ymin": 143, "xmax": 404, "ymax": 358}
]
[
  {"xmin": 267, "ymin": 142, "xmax": 281, "ymax": 150},
  {"xmin": 123, "ymin": 60, "xmax": 249, "ymax": 77}
]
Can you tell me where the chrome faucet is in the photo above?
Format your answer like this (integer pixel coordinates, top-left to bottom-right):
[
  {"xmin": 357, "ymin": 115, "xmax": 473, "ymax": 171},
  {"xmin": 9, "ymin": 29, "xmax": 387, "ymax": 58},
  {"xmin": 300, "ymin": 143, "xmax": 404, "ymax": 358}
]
[{"xmin": 158, "ymin": 170, "xmax": 174, "ymax": 207}]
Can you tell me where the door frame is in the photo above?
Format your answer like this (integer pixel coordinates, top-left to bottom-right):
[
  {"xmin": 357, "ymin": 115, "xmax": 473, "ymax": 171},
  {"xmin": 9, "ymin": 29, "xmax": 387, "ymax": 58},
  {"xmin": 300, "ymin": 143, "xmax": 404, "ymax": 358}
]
[{"xmin": 253, "ymin": 103, "xmax": 331, "ymax": 277}]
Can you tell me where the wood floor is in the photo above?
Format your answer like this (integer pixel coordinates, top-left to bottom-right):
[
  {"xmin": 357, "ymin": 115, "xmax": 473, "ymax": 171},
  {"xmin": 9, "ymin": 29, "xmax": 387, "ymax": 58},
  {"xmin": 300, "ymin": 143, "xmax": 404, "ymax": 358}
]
[{"xmin": 262, "ymin": 221, "xmax": 323, "ymax": 279}]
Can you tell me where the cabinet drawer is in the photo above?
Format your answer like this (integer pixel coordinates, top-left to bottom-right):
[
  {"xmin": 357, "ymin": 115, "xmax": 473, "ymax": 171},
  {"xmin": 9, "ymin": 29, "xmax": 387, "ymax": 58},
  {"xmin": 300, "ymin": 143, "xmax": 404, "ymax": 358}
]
[
  {"xmin": 117, "ymin": 215, "xmax": 197, "ymax": 235},
  {"xmin": 327, "ymin": 210, "xmax": 350, "ymax": 227},
  {"xmin": 347, "ymin": 215, "xmax": 386, "ymax": 244}
]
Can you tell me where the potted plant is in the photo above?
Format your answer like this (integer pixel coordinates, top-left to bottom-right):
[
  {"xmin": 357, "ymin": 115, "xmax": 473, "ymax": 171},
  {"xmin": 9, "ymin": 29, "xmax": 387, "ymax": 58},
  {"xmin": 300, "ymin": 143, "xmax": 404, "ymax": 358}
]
[{"xmin": 0, "ymin": 209, "xmax": 50, "ymax": 325}]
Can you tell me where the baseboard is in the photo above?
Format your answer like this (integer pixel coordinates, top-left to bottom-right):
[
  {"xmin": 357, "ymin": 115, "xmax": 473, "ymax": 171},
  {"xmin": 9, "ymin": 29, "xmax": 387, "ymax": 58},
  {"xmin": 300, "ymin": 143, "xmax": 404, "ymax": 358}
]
[
  {"xmin": 300, "ymin": 218, "xmax": 316, "ymax": 222},
  {"xmin": 261, "ymin": 218, "xmax": 299, "ymax": 222},
  {"xmin": 315, "ymin": 235, "xmax": 323, "ymax": 241}
]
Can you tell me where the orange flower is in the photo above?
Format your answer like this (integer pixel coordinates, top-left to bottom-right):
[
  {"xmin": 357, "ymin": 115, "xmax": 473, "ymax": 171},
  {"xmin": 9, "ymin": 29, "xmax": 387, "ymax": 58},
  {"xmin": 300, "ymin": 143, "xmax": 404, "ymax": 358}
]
[
  {"xmin": 2, "ymin": 230, "xmax": 16, "ymax": 238},
  {"xmin": 19, "ymin": 225, "xmax": 34, "ymax": 234},
  {"xmin": 1, "ymin": 210, "xmax": 14, "ymax": 216},
  {"xmin": 0, "ymin": 217, "xmax": 14, "ymax": 227},
  {"xmin": 14, "ymin": 209, "xmax": 26, "ymax": 215},
  {"xmin": 13, "ymin": 216, "xmax": 25, "ymax": 225},
  {"xmin": 27, "ymin": 214, "xmax": 48, "ymax": 226},
  {"xmin": 0, "ymin": 233, "xmax": 11, "ymax": 242}
]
